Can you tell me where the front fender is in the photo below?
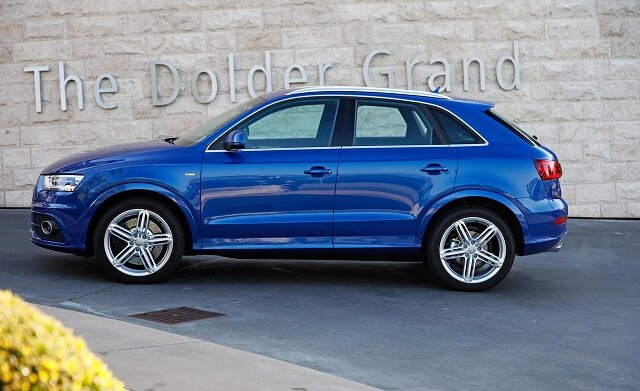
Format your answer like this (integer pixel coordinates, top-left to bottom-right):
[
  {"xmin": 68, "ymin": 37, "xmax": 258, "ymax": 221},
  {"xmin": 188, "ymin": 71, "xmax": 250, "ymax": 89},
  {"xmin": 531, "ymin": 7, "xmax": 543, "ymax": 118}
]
[
  {"xmin": 80, "ymin": 182, "xmax": 201, "ymax": 251},
  {"xmin": 415, "ymin": 189, "xmax": 529, "ymax": 249}
]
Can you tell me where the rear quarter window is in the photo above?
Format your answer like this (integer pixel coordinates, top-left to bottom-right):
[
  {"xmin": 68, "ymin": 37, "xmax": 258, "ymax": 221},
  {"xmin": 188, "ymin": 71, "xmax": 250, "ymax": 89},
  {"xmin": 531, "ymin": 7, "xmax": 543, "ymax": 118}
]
[
  {"xmin": 431, "ymin": 109, "xmax": 484, "ymax": 145},
  {"xmin": 485, "ymin": 110, "xmax": 540, "ymax": 146}
]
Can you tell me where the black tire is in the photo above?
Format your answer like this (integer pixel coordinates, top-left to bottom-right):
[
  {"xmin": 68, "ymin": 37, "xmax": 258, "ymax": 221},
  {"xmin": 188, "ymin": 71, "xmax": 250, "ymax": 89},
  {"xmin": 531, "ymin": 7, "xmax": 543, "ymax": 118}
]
[
  {"xmin": 93, "ymin": 197, "xmax": 184, "ymax": 283},
  {"xmin": 425, "ymin": 206, "xmax": 516, "ymax": 292}
]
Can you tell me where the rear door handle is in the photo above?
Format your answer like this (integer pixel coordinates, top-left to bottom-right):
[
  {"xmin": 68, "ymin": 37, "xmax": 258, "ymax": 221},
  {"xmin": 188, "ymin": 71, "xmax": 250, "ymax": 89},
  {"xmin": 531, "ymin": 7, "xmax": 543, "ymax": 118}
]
[
  {"xmin": 421, "ymin": 163, "xmax": 448, "ymax": 174},
  {"xmin": 304, "ymin": 166, "xmax": 333, "ymax": 177}
]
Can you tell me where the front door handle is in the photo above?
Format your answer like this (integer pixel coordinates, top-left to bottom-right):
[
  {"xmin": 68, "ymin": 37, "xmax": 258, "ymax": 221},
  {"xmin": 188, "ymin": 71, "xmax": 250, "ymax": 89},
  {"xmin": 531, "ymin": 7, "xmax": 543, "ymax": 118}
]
[
  {"xmin": 304, "ymin": 166, "xmax": 333, "ymax": 177},
  {"xmin": 421, "ymin": 163, "xmax": 449, "ymax": 175}
]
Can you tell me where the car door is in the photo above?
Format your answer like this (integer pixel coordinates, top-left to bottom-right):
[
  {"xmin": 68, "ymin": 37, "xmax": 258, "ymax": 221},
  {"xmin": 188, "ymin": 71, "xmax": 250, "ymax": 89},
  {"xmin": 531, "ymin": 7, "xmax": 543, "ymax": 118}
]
[
  {"xmin": 200, "ymin": 97, "xmax": 342, "ymax": 249},
  {"xmin": 333, "ymin": 98, "xmax": 458, "ymax": 250}
]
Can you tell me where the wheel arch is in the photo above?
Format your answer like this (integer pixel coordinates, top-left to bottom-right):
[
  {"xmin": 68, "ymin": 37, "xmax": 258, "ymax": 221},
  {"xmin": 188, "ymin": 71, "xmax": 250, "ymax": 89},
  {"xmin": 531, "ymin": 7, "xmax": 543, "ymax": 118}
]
[
  {"xmin": 84, "ymin": 185, "xmax": 199, "ymax": 257},
  {"xmin": 417, "ymin": 192, "xmax": 528, "ymax": 256}
]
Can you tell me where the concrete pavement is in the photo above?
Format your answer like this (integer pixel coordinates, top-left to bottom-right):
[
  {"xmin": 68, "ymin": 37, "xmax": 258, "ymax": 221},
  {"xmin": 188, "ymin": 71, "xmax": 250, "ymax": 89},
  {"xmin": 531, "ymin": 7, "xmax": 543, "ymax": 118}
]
[{"xmin": 37, "ymin": 305, "xmax": 380, "ymax": 391}]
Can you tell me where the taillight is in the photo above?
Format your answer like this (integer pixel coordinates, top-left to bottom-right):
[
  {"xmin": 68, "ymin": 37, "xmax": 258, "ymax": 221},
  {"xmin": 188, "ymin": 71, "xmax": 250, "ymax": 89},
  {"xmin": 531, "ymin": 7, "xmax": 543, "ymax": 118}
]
[{"xmin": 534, "ymin": 159, "xmax": 562, "ymax": 181}]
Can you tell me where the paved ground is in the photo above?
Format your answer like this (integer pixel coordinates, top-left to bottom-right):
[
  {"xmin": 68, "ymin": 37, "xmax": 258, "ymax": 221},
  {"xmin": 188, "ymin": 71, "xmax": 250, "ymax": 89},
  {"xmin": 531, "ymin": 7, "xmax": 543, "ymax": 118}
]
[
  {"xmin": 36, "ymin": 305, "xmax": 379, "ymax": 391},
  {"xmin": 1, "ymin": 209, "xmax": 638, "ymax": 391}
]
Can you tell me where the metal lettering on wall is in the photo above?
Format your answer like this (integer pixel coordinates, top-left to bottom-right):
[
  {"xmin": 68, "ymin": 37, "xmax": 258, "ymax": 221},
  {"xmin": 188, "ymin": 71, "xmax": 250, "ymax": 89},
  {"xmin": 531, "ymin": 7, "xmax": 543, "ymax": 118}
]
[{"xmin": 24, "ymin": 41, "xmax": 520, "ymax": 113}]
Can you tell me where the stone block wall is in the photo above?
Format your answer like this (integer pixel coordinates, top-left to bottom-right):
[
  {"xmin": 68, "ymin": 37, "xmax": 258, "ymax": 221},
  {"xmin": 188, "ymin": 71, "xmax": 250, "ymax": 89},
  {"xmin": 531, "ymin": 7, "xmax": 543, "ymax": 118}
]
[{"xmin": 0, "ymin": 0, "xmax": 639, "ymax": 216}]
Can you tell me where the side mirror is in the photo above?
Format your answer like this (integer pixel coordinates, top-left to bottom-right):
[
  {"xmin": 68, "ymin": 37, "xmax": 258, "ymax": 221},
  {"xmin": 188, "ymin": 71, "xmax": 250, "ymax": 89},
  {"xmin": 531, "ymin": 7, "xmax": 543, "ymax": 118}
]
[{"xmin": 223, "ymin": 129, "xmax": 247, "ymax": 151}]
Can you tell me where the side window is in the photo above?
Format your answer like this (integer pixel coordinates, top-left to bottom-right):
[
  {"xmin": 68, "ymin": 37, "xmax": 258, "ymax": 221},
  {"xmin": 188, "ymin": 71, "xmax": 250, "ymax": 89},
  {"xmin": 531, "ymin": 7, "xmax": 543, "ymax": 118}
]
[
  {"xmin": 223, "ymin": 99, "xmax": 339, "ymax": 149},
  {"xmin": 249, "ymin": 104, "xmax": 325, "ymax": 139},
  {"xmin": 356, "ymin": 105, "xmax": 407, "ymax": 138},
  {"xmin": 431, "ymin": 109, "xmax": 483, "ymax": 145},
  {"xmin": 353, "ymin": 100, "xmax": 439, "ymax": 146}
]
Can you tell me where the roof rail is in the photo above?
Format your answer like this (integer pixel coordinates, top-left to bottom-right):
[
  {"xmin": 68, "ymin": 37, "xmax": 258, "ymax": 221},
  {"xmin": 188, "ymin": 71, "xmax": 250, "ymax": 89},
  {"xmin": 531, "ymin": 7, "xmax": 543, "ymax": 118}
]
[{"xmin": 286, "ymin": 86, "xmax": 452, "ymax": 100}]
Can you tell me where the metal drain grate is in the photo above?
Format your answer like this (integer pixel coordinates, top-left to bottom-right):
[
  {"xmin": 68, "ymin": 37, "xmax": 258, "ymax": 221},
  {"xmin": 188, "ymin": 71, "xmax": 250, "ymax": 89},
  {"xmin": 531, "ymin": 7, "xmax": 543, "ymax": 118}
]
[{"xmin": 130, "ymin": 307, "xmax": 225, "ymax": 324}]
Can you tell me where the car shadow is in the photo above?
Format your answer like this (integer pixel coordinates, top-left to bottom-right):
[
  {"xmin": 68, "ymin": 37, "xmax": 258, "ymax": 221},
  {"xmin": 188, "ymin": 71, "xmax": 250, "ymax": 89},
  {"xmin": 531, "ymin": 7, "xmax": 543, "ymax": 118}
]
[
  {"xmin": 24, "ymin": 252, "xmax": 556, "ymax": 297},
  {"xmin": 171, "ymin": 256, "xmax": 442, "ymax": 289},
  {"xmin": 24, "ymin": 252, "xmax": 442, "ymax": 288},
  {"xmin": 167, "ymin": 257, "xmax": 559, "ymax": 297}
]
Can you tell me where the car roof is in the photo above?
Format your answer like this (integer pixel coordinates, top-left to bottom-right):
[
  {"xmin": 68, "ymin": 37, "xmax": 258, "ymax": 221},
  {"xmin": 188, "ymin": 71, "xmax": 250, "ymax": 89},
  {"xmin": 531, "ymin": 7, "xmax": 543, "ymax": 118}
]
[
  {"xmin": 286, "ymin": 86, "xmax": 451, "ymax": 100},
  {"xmin": 262, "ymin": 86, "xmax": 494, "ymax": 110}
]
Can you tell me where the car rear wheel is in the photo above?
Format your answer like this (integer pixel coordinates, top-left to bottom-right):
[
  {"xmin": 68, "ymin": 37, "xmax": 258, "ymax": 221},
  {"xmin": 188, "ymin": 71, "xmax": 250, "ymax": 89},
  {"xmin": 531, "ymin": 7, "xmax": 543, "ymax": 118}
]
[
  {"xmin": 425, "ymin": 207, "xmax": 515, "ymax": 291},
  {"xmin": 93, "ymin": 198, "xmax": 184, "ymax": 283}
]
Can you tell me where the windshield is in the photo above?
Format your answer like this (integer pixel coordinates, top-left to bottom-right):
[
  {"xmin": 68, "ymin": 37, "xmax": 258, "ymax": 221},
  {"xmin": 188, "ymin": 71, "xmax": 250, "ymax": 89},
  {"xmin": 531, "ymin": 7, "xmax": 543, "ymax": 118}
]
[{"xmin": 174, "ymin": 97, "xmax": 264, "ymax": 146}]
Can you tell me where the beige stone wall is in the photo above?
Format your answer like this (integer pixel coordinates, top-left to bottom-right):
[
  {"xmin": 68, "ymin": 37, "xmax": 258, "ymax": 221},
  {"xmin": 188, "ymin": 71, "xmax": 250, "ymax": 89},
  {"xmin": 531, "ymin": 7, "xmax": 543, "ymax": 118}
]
[{"xmin": 0, "ymin": 0, "xmax": 639, "ymax": 216}]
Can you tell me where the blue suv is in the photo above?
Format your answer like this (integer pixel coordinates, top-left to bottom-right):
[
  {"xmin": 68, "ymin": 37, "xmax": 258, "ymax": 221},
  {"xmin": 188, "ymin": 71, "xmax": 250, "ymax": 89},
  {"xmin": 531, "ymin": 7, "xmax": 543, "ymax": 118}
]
[{"xmin": 31, "ymin": 87, "xmax": 567, "ymax": 291}]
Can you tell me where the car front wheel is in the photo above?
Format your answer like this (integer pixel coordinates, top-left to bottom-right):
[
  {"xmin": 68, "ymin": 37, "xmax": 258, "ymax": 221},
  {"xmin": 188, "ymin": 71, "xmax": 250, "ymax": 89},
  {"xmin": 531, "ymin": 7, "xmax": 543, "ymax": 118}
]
[
  {"xmin": 425, "ymin": 207, "xmax": 516, "ymax": 291},
  {"xmin": 93, "ymin": 198, "xmax": 184, "ymax": 283}
]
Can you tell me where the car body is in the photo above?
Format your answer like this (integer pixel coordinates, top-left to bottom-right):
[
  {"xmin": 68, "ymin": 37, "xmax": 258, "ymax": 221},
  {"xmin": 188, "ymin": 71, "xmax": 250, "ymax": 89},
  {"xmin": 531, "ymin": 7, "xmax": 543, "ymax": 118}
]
[{"xmin": 31, "ymin": 86, "xmax": 567, "ymax": 290}]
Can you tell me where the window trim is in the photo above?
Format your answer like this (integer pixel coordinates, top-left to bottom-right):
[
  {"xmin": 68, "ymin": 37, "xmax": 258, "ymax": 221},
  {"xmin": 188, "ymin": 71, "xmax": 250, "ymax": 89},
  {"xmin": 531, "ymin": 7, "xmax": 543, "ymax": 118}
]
[
  {"xmin": 242, "ymin": 102, "xmax": 333, "ymax": 141},
  {"xmin": 428, "ymin": 107, "xmax": 486, "ymax": 146},
  {"xmin": 343, "ymin": 97, "xmax": 485, "ymax": 148},
  {"xmin": 205, "ymin": 94, "xmax": 488, "ymax": 152},
  {"xmin": 208, "ymin": 97, "xmax": 343, "ymax": 151},
  {"xmin": 347, "ymin": 98, "xmax": 443, "ymax": 147}
]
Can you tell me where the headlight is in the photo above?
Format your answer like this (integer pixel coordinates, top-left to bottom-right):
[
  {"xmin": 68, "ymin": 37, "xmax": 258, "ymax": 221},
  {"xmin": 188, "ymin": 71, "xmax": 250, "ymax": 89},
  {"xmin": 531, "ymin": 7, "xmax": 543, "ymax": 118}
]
[{"xmin": 42, "ymin": 175, "xmax": 84, "ymax": 192}]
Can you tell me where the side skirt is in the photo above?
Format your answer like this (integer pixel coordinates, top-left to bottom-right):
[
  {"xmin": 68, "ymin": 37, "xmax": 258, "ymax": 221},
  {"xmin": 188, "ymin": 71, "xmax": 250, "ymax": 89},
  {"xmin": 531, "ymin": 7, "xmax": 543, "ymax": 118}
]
[{"xmin": 192, "ymin": 247, "xmax": 421, "ymax": 262}]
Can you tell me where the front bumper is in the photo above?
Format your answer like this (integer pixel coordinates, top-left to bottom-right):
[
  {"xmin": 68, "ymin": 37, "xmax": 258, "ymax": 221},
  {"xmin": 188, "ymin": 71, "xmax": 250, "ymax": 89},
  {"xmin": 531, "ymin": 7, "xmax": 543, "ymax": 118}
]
[
  {"xmin": 30, "ymin": 209, "xmax": 87, "ymax": 255},
  {"xmin": 31, "ymin": 178, "xmax": 89, "ymax": 255}
]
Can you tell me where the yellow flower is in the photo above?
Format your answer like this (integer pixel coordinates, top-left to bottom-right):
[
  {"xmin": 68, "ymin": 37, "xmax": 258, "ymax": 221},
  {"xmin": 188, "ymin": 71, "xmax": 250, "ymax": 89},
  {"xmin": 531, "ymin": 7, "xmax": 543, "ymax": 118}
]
[
  {"xmin": 42, "ymin": 357, "xmax": 57, "ymax": 372},
  {"xmin": 39, "ymin": 369, "xmax": 49, "ymax": 383},
  {"xmin": 1, "ymin": 368, "xmax": 12, "ymax": 383}
]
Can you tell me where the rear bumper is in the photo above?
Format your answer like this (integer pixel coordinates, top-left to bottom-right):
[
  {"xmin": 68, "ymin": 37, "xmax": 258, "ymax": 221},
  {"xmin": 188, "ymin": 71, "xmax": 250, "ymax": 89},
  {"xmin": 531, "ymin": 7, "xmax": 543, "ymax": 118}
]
[
  {"xmin": 519, "ymin": 197, "xmax": 568, "ymax": 256},
  {"xmin": 549, "ymin": 241, "xmax": 563, "ymax": 252},
  {"xmin": 521, "ymin": 225, "xmax": 567, "ymax": 255}
]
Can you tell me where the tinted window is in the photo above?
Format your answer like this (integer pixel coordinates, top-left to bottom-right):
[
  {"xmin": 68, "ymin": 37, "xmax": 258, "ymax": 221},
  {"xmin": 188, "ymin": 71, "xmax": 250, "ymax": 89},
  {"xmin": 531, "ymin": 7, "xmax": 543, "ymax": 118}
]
[
  {"xmin": 356, "ymin": 105, "xmax": 407, "ymax": 138},
  {"xmin": 431, "ymin": 109, "xmax": 483, "ymax": 145},
  {"xmin": 216, "ymin": 99, "xmax": 339, "ymax": 150},
  {"xmin": 353, "ymin": 100, "xmax": 440, "ymax": 146},
  {"xmin": 486, "ymin": 110, "xmax": 540, "ymax": 146},
  {"xmin": 249, "ymin": 104, "xmax": 327, "ymax": 139}
]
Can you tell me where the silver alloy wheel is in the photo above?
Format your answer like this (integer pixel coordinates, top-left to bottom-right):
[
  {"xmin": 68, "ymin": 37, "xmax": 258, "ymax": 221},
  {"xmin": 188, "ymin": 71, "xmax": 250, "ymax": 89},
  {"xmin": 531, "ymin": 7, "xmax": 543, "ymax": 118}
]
[
  {"xmin": 439, "ymin": 216, "xmax": 506, "ymax": 284},
  {"xmin": 104, "ymin": 209, "xmax": 174, "ymax": 277}
]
